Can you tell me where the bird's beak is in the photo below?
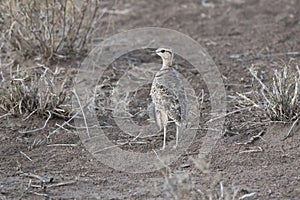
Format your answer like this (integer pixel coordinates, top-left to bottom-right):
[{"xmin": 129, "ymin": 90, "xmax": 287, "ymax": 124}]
[{"xmin": 152, "ymin": 50, "xmax": 158, "ymax": 56}]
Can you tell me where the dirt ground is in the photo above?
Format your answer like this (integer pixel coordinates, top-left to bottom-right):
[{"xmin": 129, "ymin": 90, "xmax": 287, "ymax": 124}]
[{"xmin": 1, "ymin": 0, "xmax": 300, "ymax": 199}]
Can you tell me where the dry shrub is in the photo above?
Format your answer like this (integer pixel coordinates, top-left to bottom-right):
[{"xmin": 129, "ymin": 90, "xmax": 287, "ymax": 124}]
[
  {"xmin": 0, "ymin": 64, "xmax": 73, "ymax": 118},
  {"xmin": 0, "ymin": 0, "xmax": 103, "ymax": 119},
  {"xmin": 0, "ymin": 0, "xmax": 101, "ymax": 62},
  {"xmin": 240, "ymin": 64, "xmax": 300, "ymax": 122}
]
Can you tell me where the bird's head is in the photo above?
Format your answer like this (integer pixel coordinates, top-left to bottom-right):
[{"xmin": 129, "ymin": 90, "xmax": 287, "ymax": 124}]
[{"xmin": 155, "ymin": 48, "xmax": 173, "ymax": 67}]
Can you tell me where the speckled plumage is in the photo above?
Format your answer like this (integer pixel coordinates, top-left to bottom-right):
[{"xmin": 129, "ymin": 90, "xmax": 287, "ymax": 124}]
[
  {"xmin": 150, "ymin": 48, "xmax": 187, "ymax": 149},
  {"xmin": 150, "ymin": 68, "xmax": 186, "ymax": 125}
]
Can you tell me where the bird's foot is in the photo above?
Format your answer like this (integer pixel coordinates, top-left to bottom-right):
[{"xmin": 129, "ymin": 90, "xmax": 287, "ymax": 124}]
[{"xmin": 173, "ymin": 144, "xmax": 178, "ymax": 149}]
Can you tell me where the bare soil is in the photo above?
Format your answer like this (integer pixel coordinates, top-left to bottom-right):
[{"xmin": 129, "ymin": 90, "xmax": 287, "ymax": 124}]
[{"xmin": 1, "ymin": 0, "xmax": 300, "ymax": 199}]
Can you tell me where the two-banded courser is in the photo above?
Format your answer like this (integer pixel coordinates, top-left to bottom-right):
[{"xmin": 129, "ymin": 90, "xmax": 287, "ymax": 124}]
[{"xmin": 150, "ymin": 48, "xmax": 187, "ymax": 150}]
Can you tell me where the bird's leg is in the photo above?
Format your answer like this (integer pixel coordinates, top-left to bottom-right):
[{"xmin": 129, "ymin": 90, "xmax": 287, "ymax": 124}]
[
  {"xmin": 162, "ymin": 124, "xmax": 167, "ymax": 150},
  {"xmin": 174, "ymin": 125, "xmax": 179, "ymax": 149},
  {"xmin": 160, "ymin": 111, "xmax": 168, "ymax": 150},
  {"xmin": 154, "ymin": 109, "xmax": 162, "ymax": 132}
]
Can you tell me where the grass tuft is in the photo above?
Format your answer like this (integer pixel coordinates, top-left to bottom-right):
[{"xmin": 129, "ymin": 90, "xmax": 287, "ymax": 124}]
[
  {"xmin": 0, "ymin": 0, "xmax": 101, "ymax": 62},
  {"xmin": 249, "ymin": 64, "xmax": 300, "ymax": 122},
  {"xmin": 0, "ymin": 0, "xmax": 103, "ymax": 120},
  {"xmin": 0, "ymin": 64, "xmax": 73, "ymax": 119}
]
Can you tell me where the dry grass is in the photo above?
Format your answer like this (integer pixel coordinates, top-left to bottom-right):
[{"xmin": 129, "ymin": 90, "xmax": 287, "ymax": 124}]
[
  {"xmin": 0, "ymin": 0, "xmax": 103, "ymax": 119},
  {"xmin": 223, "ymin": 63, "xmax": 300, "ymax": 138},
  {"xmin": 0, "ymin": 0, "xmax": 102, "ymax": 62},
  {"xmin": 0, "ymin": 64, "xmax": 73, "ymax": 119},
  {"xmin": 242, "ymin": 64, "xmax": 300, "ymax": 122},
  {"xmin": 251, "ymin": 64, "xmax": 300, "ymax": 121}
]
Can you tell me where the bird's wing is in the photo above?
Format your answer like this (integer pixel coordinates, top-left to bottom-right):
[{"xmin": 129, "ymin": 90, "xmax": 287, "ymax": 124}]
[{"xmin": 151, "ymin": 81, "xmax": 184, "ymax": 124}]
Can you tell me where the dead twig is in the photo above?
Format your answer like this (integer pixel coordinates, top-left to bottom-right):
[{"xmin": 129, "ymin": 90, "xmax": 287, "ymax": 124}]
[
  {"xmin": 235, "ymin": 131, "xmax": 265, "ymax": 145},
  {"xmin": 282, "ymin": 116, "xmax": 299, "ymax": 141},
  {"xmin": 47, "ymin": 108, "xmax": 81, "ymax": 139},
  {"xmin": 72, "ymin": 88, "xmax": 90, "ymax": 137},
  {"xmin": 19, "ymin": 111, "xmax": 51, "ymax": 134},
  {"xmin": 239, "ymin": 146, "xmax": 263, "ymax": 154},
  {"xmin": 239, "ymin": 192, "xmax": 256, "ymax": 200},
  {"xmin": 208, "ymin": 106, "xmax": 257, "ymax": 123},
  {"xmin": 27, "ymin": 191, "xmax": 48, "ymax": 197},
  {"xmin": 46, "ymin": 179, "xmax": 77, "ymax": 188},
  {"xmin": 47, "ymin": 143, "xmax": 77, "ymax": 147},
  {"xmin": 19, "ymin": 172, "xmax": 53, "ymax": 183},
  {"xmin": 20, "ymin": 151, "xmax": 32, "ymax": 161}
]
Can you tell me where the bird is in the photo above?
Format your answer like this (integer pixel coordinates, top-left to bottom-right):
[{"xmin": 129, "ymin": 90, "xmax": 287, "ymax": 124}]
[{"xmin": 150, "ymin": 47, "xmax": 187, "ymax": 150}]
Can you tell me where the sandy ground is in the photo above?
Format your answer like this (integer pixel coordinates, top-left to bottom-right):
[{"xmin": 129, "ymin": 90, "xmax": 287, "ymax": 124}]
[{"xmin": 1, "ymin": 0, "xmax": 300, "ymax": 199}]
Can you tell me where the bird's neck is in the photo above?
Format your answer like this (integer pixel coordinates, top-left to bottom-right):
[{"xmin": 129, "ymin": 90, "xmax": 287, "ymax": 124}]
[{"xmin": 161, "ymin": 60, "xmax": 172, "ymax": 69}]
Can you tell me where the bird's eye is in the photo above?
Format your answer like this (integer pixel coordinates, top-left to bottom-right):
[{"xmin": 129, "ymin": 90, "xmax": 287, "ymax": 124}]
[{"xmin": 161, "ymin": 50, "xmax": 165, "ymax": 53}]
